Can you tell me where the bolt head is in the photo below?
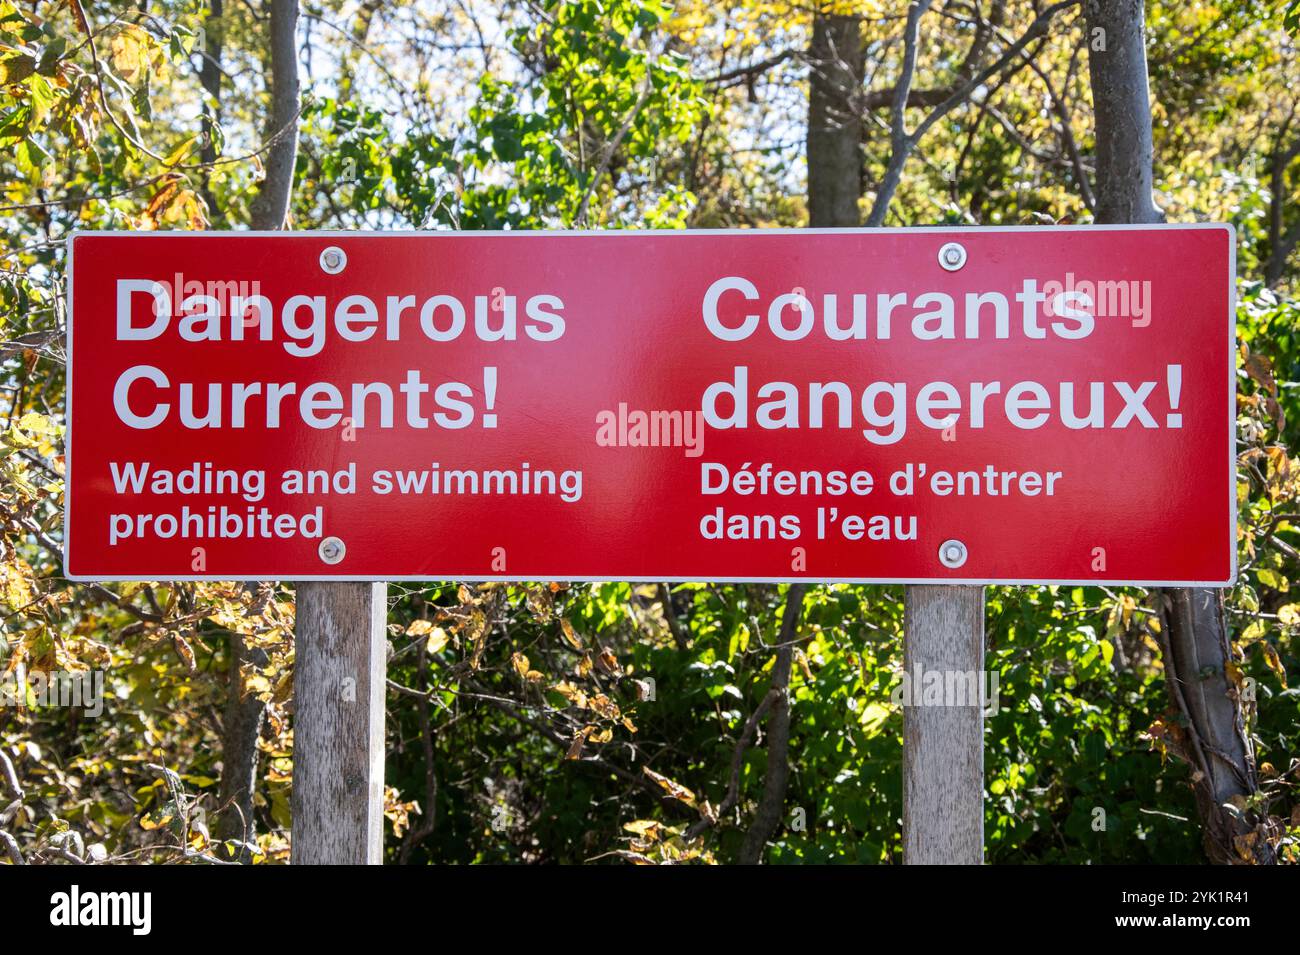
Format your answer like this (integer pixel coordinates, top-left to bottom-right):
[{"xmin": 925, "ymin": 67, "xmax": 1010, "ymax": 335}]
[
  {"xmin": 318, "ymin": 536, "xmax": 346, "ymax": 564},
  {"xmin": 938, "ymin": 538, "xmax": 968, "ymax": 569},
  {"xmin": 320, "ymin": 246, "xmax": 347, "ymax": 274},
  {"xmin": 938, "ymin": 241, "xmax": 967, "ymax": 271}
]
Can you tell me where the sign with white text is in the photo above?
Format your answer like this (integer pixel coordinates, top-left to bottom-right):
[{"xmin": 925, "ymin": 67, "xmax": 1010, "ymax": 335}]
[{"xmin": 65, "ymin": 226, "xmax": 1235, "ymax": 584}]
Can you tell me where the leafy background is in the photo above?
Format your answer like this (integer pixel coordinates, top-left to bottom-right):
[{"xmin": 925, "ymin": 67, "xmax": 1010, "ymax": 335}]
[{"xmin": 0, "ymin": 0, "xmax": 1297, "ymax": 864}]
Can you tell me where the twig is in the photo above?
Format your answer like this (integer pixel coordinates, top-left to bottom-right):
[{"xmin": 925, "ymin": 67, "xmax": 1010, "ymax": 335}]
[
  {"xmin": 866, "ymin": 0, "xmax": 1081, "ymax": 225},
  {"xmin": 684, "ymin": 689, "xmax": 777, "ymax": 841},
  {"xmin": 0, "ymin": 831, "xmax": 25, "ymax": 865},
  {"xmin": 573, "ymin": 69, "xmax": 655, "ymax": 226},
  {"xmin": 0, "ymin": 750, "xmax": 22, "ymax": 802},
  {"xmin": 658, "ymin": 583, "xmax": 690, "ymax": 651},
  {"xmin": 70, "ymin": 0, "xmax": 168, "ymax": 163}
]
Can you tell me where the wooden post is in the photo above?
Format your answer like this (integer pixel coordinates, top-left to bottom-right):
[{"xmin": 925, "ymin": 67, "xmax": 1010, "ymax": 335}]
[
  {"xmin": 291, "ymin": 581, "xmax": 387, "ymax": 865},
  {"xmin": 902, "ymin": 585, "xmax": 985, "ymax": 865}
]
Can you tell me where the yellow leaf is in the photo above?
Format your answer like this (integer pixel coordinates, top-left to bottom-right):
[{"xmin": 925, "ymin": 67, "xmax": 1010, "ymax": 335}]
[
  {"xmin": 162, "ymin": 135, "xmax": 198, "ymax": 168},
  {"xmin": 0, "ymin": 53, "xmax": 35, "ymax": 85},
  {"xmin": 560, "ymin": 618, "xmax": 584, "ymax": 650},
  {"xmin": 1226, "ymin": 660, "xmax": 1246, "ymax": 689},
  {"xmin": 511, "ymin": 652, "xmax": 530, "ymax": 680},
  {"xmin": 795, "ymin": 648, "xmax": 815, "ymax": 682},
  {"xmin": 642, "ymin": 766, "xmax": 696, "ymax": 808},
  {"xmin": 1259, "ymin": 642, "xmax": 1288, "ymax": 687},
  {"xmin": 565, "ymin": 726, "xmax": 593, "ymax": 760},
  {"xmin": 109, "ymin": 26, "xmax": 147, "ymax": 84},
  {"xmin": 426, "ymin": 627, "xmax": 449, "ymax": 654},
  {"xmin": 1121, "ymin": 595, "xmax": 1136, "ymax": 627},
  {"xmin": 623, "ymin": 819, "xmax": 662, "ymax": 837},
  {"xmin": 552, "ymin": 680, "xmax": 587, "ymax": 708},
  {"xmin": 0, "ymin": 556, "xmax": 34, "ymax": 610},
  {"xmin": 16, "ymin": 411, "xmax": 53, "ymax": 434}
]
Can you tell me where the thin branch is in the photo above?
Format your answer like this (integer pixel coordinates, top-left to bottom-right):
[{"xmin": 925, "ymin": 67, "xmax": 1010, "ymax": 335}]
[
  {"xmin": 866, "ymin": 0, "xmax": 934, "ymax": 227},
  {"xmin": 737, "ymin": 584, "xmax": 808, "ymax": 864},
  {"xmin": 0, "ymin": 750, "xmax": 22, "ymax": 802},
  {"xmin": 658, "ymin": 583, "xmax": 690, "ymax": 652},
  {"xmin": 684, "ymin": 689, "xmax": 777, "ymax": 842},
  {"xmin": 703, "ymin": 50, "xmax": 798, "ymax": 86},
  {"xmin": 573, "ymin": 70, "xmax": 655, "ymax": 226},
  {"xmin": 0, "ymin": 831, "xmax": 25, "ymax": 865},
  {"xmin": 69, "ymin": 0, "xmax": 168, "ymax": 164},
  {"xmin": 866, "ymin": 0, "xmax": 1082, "ymax": 226}
]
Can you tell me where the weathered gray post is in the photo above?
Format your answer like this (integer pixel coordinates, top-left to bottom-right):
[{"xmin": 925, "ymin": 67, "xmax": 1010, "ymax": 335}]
[
  {"xmin": 902, "ymin": 585, "xmax": 985, "ymax": 865},
  {"xmin": 290, "ymin": 581, "xmax": 387, "ymax": 865}
]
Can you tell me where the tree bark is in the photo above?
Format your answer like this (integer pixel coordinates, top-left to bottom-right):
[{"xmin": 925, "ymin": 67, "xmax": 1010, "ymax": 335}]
[
  {"xmin": 216, "ymin": 0, "xmax": 302, "ymax": 861},
  {"xmin": 807, "ymin": 12, "xmax": 863, "ymax": 227},
  {"xmin": 198, "ymin": 0, "xmax": 224, "ymax": 222},
  {"xmin": 1085, "ymin": 0, "xmax": 1162, "ymax": 224},
  {"xmin": 1085, "ymin": 0, "xmax": 1272, "ymax": 864},
  {"xmin": 215, "ymin": 632, "xmax": 266, "ymax": 861},
  {"xmin": 1157, "ymin": 590, "xmax": 1271, "ymax": 864},
  {"xmin": 248, "ymin": 0, "xmax": 301, "ymax": 231},
  {"xmin": 1264, "ymin": 135, "xmax": 1300, "ymax": 287}
]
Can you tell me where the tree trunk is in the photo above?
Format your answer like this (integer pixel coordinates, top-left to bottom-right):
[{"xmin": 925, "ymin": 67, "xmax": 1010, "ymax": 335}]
[
  {"xmin": 215, "ymin": 633, "xmax": 266, "ymax": 861},
  {"xmin": 738, "ymin": 584, "xmax": 807, "ymax": 864},
  {"xmin": 1084, "ymin": 1, "xmax": 1161, "ymax": 224},
  {"xmin": 807, "ymin": 12, "xmax": 863, "ymax": 227},
  {"xmin": 248, "ymin": 0, "xmax": 301, "ymax": 232},
  {"xmin": 1158, "ymin": 590, "xmax": 1271, "ymax": 863},
  {"xmin": 1263, "ymin": 137, "xmax": 1300, "ymax": 287},
  {"xmin": 216, "ymin": 0, "xmax": 302, "ymax": 861},
  {"xmin": 1085, "ymin": 0, "xmax": 1272, "ymax": 864},
  {"xmin": 198, "ymin": 0, "xmax": 224, "ymax": 222}
]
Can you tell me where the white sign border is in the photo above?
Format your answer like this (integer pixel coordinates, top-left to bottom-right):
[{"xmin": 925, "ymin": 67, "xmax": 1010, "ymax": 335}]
[{"xmin": 63, "ymin": 223, "xmax": 1238, "ymax": 587}]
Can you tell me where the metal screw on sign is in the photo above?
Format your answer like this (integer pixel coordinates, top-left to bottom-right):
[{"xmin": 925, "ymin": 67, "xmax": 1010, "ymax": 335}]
[
  {"xmin": 320, "ymin": 247, "xmax": 347, "ymax": 274},
  {"xmin": 938, "ymin": 242, "xmax": 967, "ymax": 271},
  {"xmin": 319, "ymin": 536, "xmax": 346, "ymax": 565},
  {"xmin": 938, "ymin": 539, "xmax": 968, "ymax": 569}
]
